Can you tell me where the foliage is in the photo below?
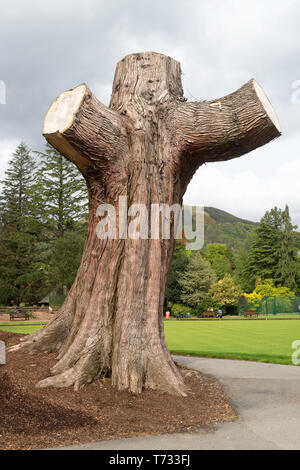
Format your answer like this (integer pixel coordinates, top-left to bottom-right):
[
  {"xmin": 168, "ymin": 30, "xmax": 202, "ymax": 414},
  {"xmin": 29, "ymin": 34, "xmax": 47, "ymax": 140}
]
[
  {"xmin": 33, "ymin": 143, "xmax": 88, "ymax": 236},
  {"xmin": 179, "ymin": 251, "xmax": 216, "ymax": 307},
  {"xmin": 194, "ymin": 296, "xmax": 220, "ymax": 316},
  {"xmin": 244, "ymin": 279, "xmax": 295, "ymax": 308},
  {"xmin": 209, "ymin": 274, "xmax": 242, "ymax": 307},
  {"xmin": 234, "ymin": 206, "xmax": 299, "ymax": 293},
  {"xmin": 165, "ymin": 241, "xmax": 190, "ymax": 305},
  {"xmin": 203, "ymin": 243, "xmax": 234, "ymax": 280},
  {"xmin": 276, "ymin": 205, "xmax": 298, "ymax": 290},
  {"xmin": 204, "ymin": 222, "xmax": 256, "ymax": 250},
  {"xmin": 0, "ymin": 142, "xmax": 88, "ymax": 305},
  {"xmin": 0, "ymin": 142, "xmax": 37, "ymax": 231},
  {"xmin": 170, "ymin": 303, "xmax": 192, "ymax": 316},
  {"xmin": 233, "ymin": 231, "xmax": 257, "ymax": 292},
  {"xmin": 1, "ymin": 143, "xmax": 300, "ymax": 310},
  {"xmin": 48, "ymin": 230, "xmax": 86, "ymax": 290},
  {"xmin": 255, "ymin": 279, "xmax": 294, "ymax": 298},
  {"xmin": 243, "ymin": 291, "xmax": 262, "ymax": 308},
  {"xmin": 204, "ymin": 207, "xmax": 256, "ymax": 226},
  {"xmin": 0, "ymin": 143, "xmax": 46, "ymax": 304}
]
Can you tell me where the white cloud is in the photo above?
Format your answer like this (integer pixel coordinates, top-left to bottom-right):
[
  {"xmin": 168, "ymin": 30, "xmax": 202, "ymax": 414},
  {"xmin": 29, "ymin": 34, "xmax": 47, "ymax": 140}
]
[
  {"xmin": 184, "ymin": 156, "xmax": 300, "ymax": 226},
  {"xmin": 0, "ymin": 0, "xmax": 300, "ymax": 228}
]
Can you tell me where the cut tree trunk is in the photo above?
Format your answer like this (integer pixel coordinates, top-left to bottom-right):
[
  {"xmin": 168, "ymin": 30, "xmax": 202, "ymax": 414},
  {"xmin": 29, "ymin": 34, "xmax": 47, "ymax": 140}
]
[{"xmin": 11, "ymin": 52, "xmax": 281, "ymax": 395}]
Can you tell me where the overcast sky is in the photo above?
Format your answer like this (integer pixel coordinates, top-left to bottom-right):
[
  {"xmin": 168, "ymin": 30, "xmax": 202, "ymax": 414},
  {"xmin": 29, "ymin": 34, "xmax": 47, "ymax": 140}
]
[{"xmin": 0, "ymin": 0, "xmax": 300, "ymax": 224}]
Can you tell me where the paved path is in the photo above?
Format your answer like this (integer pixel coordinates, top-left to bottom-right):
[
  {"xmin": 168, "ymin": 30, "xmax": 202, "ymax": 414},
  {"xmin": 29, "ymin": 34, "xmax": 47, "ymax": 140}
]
[{"xmin": 50, "ymin": 356, "xmax": 300, "ymax": 450}]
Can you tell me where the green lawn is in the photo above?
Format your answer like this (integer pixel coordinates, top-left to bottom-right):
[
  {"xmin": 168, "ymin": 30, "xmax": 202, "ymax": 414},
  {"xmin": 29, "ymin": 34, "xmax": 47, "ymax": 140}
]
[
  {"xmin": 0, "ymin": 323, "xmax": 47, "ymax": 334},
  {"xmin": 164, "ymin": 319, "xmax": 300, "ymax": 365},
  {"xmin": 1, "ymin": 319, "xmax": 299, "ymax": 366}
]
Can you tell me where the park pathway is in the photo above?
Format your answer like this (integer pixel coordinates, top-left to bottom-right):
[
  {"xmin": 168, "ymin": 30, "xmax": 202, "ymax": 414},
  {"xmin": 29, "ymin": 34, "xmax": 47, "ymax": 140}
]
[{"xmin": 49, "ymin": 356, "xmax": 300, "ymax": 450}]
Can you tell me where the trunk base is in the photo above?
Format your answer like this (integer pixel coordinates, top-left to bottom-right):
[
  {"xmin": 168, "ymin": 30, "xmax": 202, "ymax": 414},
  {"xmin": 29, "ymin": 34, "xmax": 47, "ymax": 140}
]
[{"xmin": 9, "ymin": 306, "xmax": 187, "ymax": 396}]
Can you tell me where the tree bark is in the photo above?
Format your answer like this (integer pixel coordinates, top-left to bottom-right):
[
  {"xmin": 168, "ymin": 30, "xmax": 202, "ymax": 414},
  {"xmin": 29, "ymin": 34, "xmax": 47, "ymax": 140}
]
[{"xmin": 11, "ymin": 52, "xmax": 281, "ymax": 395}]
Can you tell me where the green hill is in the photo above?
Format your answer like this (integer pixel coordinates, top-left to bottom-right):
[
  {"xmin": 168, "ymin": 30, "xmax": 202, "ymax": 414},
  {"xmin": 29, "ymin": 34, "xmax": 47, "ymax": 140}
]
[
  {"xmin": 204, "ymin": 207, "xmax": 256, "ymax": 226},
  {"xmin": 203, "ymin": 207, "xmax": 257, "ymax": 250},
  {"xmin": 182, "ymin": 205, "xmax": 257, "ymax": 251}
]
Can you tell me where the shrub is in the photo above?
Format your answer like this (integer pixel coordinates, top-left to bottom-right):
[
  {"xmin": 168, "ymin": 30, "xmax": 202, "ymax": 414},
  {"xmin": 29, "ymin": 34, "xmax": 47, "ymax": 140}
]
[
  {"xmin": 209, "ymin": 274, "xmax": 242, "ymax": 307},
  {"xmin": 194, "ymin": 296, "xmax": 220, "ymax": 317},
  {"xmin": 171, "ymin": 303, "xmax": 191, "ymax": 317},
  {"xmin": 224, "ymin": 305, "xmax": 239, "ymax": 315}
]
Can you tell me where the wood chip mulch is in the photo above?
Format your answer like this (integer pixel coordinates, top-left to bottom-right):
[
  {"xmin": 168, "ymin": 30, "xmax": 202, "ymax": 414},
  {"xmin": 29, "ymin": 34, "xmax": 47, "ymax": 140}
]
[{"xmin": 0, "ymin": 331, "xmax": 236, "ymax": 450}]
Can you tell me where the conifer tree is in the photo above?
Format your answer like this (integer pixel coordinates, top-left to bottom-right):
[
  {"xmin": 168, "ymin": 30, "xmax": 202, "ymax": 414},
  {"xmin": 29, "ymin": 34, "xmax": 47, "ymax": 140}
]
[
  {"xmin": 179, "ymin": 251, "xmax": 216, "ymax": 307},
  {"xmin": 0, "ymin": 142, "xmax": 36, "ymax": 230},
  {"xmin": 251, "ymin": 218, "xmax": 281, "ymax": 280},
  {"xmin": 0, "ymin": 142, "xmax": 44, "ymax": 304},
  {"xmin": 234, "ymin": 205, "xmax": 299, "ymax": 292},
  {"xmin": 33, "ymin": 143, "xmax": 88, "ymax": 237},
  {"xmin": 203, "ymin": 243, "xmax": 234, "ymax": 280},
  {"xmin": 277, "ymin": 205, "xmax": 298, "ymax": 290}
]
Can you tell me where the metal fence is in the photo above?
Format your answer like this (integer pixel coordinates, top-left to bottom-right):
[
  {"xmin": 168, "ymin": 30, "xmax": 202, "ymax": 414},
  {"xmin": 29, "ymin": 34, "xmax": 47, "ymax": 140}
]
[{"xmin": 239, "ymin": 295, "xmax": 300, "ymax": 315}]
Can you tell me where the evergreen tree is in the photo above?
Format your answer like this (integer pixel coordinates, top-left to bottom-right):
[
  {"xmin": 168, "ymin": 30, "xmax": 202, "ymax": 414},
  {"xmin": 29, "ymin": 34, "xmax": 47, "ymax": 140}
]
[
  {"xmin": 234, "ymin": 205, "xmax": 299, "ymax": 292},
  {"xmin": 33, "ymin": 143, "xmax": 88, "ymax": 237},
  {"xmin": 251, "ymin": 218, "xmax": 281, "ymax": 281},
  {"xmin": 165, "ymin": 241, "xmax": 190, "ymax": 305},
  {"xmin": 234, "ymin": 210, "xmax": 282, "ymax": 289},
  {"xmin": 0, "ymin": 142, "xmax": 36, "ymax": 230},
  {"xmin": 0, "ymin": 142, "xmax": 89, "ymax": 304},
  {"xmin": 203, "ymin": 243, "xmax": 234, "ymax": 280},
  {"xmin": 262, "ymin": 206, "xmax": 284, "ymax": 230},
  {"xmin": 48, "ymin": 231, "xmax": 86, "ymax": 291},
  {"xmin": 276, "ymin": 205, "xmax": 298, "ymax": 290},
  {"xmin": 179, "ymin": 251, "xmax": 216, "ymax": 307},
  {"xmin": 209, "ymin": 274, "xmax": 242, "ymax": 308},
  {"xmin": 234, "ymin": 231, "xmax": 257, "ymax": 292},
  {"xmin": 0, "ymin": 142, "xmax": 46, "ymax": 304}
]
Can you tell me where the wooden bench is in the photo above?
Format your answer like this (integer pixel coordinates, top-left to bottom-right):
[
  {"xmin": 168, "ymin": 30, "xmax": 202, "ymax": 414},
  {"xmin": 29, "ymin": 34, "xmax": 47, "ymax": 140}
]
[
  {"xmin": 204, "ymin": 311, "xmax": 216, "ymax": 318},
  {"xmin": 9, "ymin": 308, "xmax": 30, "ymax": 321},
  {"xmin": 243, "ymin": 310, "xmax": 257, "ymax": 318}
]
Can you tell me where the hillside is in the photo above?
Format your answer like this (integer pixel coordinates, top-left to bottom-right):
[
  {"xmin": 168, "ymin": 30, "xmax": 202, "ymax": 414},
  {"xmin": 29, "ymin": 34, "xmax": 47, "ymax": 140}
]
[
  {"xmin": 182, "ymin": 205, "xmax": 257, "ymax": 251},
  {"xmin": 203, "ymin": 207, "xmax": 257, "ymax": 250},
  {"xmin": 204, "ymin": 207, "xmax": 257, "ymax": 226}
]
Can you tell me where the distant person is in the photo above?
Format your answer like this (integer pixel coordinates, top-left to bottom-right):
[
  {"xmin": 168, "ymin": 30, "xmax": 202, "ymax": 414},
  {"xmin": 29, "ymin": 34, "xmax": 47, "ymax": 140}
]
[{"xmin": 217, "ymin": 309, "xmax": 223, "ymax": 319}]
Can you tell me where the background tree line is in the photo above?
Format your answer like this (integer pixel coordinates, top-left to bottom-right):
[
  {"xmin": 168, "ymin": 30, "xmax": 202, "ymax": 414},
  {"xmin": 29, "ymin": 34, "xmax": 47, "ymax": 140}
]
[
  {"xmin": 166, "ymin": 206, "xmax": 300, "ymax": 315},
  {"xmin": 0, "ymin": 142, "xmax": 88, "ymax": 305},
  {"xmin": 0, "ymin": 142, "xmax": 299, "ymax": 311}
]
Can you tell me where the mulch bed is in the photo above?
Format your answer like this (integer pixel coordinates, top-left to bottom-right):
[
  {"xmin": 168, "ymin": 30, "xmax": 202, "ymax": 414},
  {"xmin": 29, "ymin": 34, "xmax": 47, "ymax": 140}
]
[{"xmin": 0, "ymin": 331, "xmax": 236, "ymax": 450}]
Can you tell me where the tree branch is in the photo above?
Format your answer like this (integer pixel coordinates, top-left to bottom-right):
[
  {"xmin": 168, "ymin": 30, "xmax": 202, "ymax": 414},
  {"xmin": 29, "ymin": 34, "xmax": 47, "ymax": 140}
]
[
  {"xmin": 43, "ymin": 84, "xmax": 128, "ymax": 174},
  {"xmin": 170, "ymin": 79, "xmax": 281, "ymax": 176}
]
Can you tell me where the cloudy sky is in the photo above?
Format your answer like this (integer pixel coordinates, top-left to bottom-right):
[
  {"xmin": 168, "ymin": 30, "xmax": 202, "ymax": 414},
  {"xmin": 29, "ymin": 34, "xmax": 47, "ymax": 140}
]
[{"xmin": 0, "ymin": 0, "xmax": 300, "ymax": 224}]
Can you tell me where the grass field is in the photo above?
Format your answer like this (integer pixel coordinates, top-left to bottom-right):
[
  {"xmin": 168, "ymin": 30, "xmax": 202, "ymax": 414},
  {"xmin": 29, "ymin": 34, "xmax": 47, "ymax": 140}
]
[
  {"xmin": 164, "ymin": 319, "xmax": 300, "ymax": 365},
  {"xmin": 0, "ymin": 323, "xmax": 47, "ymax": 334},
  {"xmin": 1, "ymin": 320, "xmax": 299, "ymax": 366}
]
